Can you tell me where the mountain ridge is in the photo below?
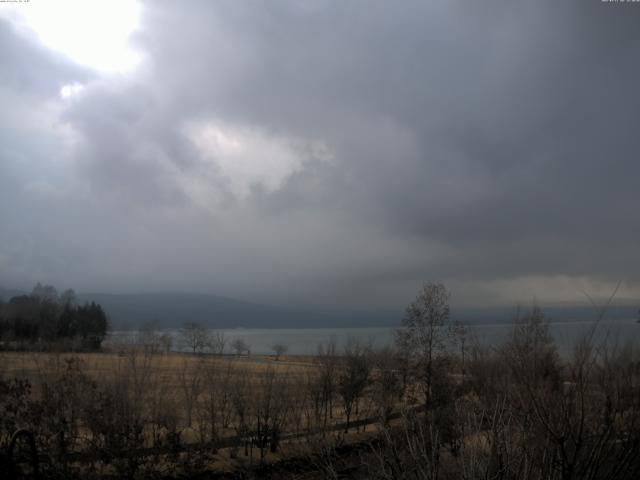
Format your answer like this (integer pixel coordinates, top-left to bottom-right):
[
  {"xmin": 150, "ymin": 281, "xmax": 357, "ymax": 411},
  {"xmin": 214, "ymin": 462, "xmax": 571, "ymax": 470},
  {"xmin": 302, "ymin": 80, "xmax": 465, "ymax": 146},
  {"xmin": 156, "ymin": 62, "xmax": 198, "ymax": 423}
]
[{"xmin": 1, "ymin": 287, "xmax": 638, "ymax": 329}]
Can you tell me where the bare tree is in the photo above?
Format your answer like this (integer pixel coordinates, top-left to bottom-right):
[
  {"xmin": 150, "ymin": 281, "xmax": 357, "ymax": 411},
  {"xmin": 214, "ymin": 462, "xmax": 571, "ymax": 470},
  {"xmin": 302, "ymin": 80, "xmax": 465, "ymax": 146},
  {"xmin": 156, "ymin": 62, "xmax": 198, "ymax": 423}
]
[
  {"xmin": 396, "ymin": 282, "xmax": 452, "ymax": 412},
  {"xmin": 272, "ymin": 343, "xmax": 288, "ymax": 360},
  {"xmin": 198, "ymin": 358, "xmax": 235, "ymax": 446},
  {"xmin": 178, "ymin": 357, "xmax": 203, "ymax": 428},
  {"xmin": 136, "ymin": 321, "xmax": 162, "ymax": 353},
  {"xmin": 304, "ymin": 368, "xmax": 325, "ymax": 431},
  {"xmin": 231, "ymin": 338, "xmax": 250, "ymax": 356},
  {"xmin": 338, "ymin": 339, "xmax": 371, "ymax": 432},
  {"xmin": 179, "ymin": 321, "xmax": 210, "ymax": 354},
  {"xmin": 254, "ymin": 367, "xmax": 292, "ymax": 461},
  {"xmin": 317, "ymin": 338, "xmax": 338, "ymax": 430},
  {"xmin": 159, "ymin": 332, "xmax": 173, "ymax": 353},
  {"xmin": 230, "ymin": 369, "xmax": 253, "ymax": 457},
  {"xmin": 451, "ymin": 320, "xmax": 468, "ymax": 378},
  {"xmin": 370, "ymin": 347, "xmax": 404, "ymax": 425},
  {"xmin": 59, "ymin": 288, "xmax": 77, "ymax": 307},
  {"xmin": 503, "ymin": 305, "xmax": 560, "ymax": 389},
  {"xmin": 209, "ymin": 331, "xmax": 227, "ymax": 355}
]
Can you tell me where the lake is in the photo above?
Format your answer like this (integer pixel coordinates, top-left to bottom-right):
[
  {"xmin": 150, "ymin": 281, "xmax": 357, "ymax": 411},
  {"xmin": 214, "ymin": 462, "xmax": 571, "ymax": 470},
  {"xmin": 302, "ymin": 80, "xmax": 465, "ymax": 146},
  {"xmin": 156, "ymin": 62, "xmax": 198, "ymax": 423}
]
[{"xmin": 106, "ymin": 318, "xmax": 640, "ymax": 356}]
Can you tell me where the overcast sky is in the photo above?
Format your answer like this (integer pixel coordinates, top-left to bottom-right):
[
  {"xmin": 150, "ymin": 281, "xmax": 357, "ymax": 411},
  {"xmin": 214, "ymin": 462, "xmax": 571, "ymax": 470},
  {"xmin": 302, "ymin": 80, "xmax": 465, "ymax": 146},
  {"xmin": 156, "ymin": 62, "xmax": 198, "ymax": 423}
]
[{"xmin": 1, "ymin": 0, "xmax": 639, "ymax": 309}]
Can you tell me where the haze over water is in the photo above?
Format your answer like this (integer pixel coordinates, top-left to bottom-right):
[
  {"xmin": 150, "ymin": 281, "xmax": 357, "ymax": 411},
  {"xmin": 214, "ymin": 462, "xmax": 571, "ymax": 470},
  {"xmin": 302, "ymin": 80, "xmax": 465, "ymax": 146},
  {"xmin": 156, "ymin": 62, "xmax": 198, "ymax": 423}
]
[{"xmin": 107, "ymin": 318, "xmax": 640, "ymax": 356}]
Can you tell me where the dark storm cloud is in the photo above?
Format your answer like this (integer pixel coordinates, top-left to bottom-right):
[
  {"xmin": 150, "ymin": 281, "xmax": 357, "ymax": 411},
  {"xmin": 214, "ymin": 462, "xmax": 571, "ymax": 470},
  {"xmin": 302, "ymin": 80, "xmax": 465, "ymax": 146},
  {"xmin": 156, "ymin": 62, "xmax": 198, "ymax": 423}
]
[
  {"xmin": 1, "ymin": 1, "xmax": 640, "ymax": 308},
  {"xmin": 60, "ymin": 81, "xmax": 196, "ymax": 207}
]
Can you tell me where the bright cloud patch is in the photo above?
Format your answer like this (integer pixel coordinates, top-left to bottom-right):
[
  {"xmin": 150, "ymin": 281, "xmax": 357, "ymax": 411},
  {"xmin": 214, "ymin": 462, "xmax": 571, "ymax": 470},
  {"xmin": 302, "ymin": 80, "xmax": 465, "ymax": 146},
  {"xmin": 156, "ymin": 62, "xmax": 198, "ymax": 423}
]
[
  {"xmin": 59, "ymin": 82, "xmax": 84, "ymax": 99},
  {"xmin": 1, "ymin": 0, "xmax": 141, "ymax": 73},
  {"xmin": 185, "ymin": 120, "xmax": 311, "ymax": 199}
]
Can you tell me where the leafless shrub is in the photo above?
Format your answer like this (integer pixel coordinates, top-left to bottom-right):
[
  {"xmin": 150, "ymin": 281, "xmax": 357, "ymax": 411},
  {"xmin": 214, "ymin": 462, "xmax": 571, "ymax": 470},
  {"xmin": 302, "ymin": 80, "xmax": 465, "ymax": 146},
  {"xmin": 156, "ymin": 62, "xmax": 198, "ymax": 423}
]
[
  {"xmin": 370, "ymin": 347, "xmax": 404, "ymax": 425},
  {"xmin": 231, "ymin": 337, "xmax": 250, "ymax": 356},
  {"xmin": 197, "ymin": 358, "xmax": 235, "ymax": 446},
  {"xmin": 230, "ymin": 367, "xmax": 253, "ymax": 458},
  {"xmin": 178, "ymin": 356, "xmax": 203, "ymax": 428},
  {"xmin": 366, "ymin": 407, "xmax": 443, "ymax": 480},
  {"xmin": 338, "ymin": 339, "xmax": 372, "ymax": 433},
  {"xmin": 272, "ymin": 343, "xmax": 288, "ymax": 360},
  {"xmin": 209, "ymin": 331, "xmax": 227, "ymax": 355},
  {"xmin": 179, "ymin": 321, "xmax": 210, "ymax": 354},
  {"xmin": 254, "ymin": 367, "xmax": 292, "ymax": 460},
  {"xmin": 316, "ymin": 338, "xmax": 338, "ymax": 430}
]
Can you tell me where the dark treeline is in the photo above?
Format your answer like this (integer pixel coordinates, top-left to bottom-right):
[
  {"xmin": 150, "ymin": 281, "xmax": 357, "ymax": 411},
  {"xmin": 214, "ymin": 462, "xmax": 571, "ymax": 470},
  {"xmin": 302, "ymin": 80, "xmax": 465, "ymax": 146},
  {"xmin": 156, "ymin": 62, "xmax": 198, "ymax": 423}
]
[{"xmin": 0, "ymin": 283, "xmax": 108, "ymax": 351}]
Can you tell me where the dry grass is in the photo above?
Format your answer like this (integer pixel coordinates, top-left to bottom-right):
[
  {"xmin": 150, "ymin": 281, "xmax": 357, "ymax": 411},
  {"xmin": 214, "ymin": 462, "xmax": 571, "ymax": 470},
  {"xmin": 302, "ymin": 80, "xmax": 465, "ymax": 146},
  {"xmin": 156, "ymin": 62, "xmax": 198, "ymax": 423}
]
[
  {"xmin": 0, "ymin": 350, "xmax": 314, "ymax": 384},
  {"xmin": 0, "ymin": 349, "xmax": 399, "ymax": 478}
]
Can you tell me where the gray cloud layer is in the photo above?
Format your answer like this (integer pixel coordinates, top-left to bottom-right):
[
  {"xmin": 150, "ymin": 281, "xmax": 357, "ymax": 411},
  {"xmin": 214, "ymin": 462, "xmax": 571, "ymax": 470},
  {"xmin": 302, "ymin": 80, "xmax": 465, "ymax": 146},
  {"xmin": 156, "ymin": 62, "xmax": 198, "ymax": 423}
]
[{"xmin": 1, "ymin": 1, "xmax": 639, "ymax": 309}]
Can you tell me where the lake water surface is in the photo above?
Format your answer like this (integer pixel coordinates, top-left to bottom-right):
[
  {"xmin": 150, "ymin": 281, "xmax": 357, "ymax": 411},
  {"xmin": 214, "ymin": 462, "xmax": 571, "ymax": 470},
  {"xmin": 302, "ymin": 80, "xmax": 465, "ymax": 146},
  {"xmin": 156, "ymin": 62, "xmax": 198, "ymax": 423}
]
[{"xmin": 107, "ymin": 318, "xmax": 640, "ymax": 356}]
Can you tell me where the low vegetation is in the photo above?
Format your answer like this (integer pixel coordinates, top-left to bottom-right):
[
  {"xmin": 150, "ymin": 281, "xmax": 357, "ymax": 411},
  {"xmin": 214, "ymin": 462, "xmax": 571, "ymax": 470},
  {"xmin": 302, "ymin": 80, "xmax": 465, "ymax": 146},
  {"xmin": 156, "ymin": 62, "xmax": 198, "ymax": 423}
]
[{"xmin": 0, "ymin": 282, "xmax": 639, "ymax": 479}]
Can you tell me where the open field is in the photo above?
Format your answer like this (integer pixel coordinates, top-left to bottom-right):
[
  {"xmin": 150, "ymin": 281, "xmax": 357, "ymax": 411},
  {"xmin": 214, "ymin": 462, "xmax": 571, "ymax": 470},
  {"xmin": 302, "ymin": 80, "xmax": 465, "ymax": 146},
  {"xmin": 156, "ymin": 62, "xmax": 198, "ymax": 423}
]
[
  {"xmin": 0, "ymin": 350, "xmax": 317, "ymax": 384},
  {"xmin": 0, "ymin": 347, "xmax": 395, "ymax": 478}
]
